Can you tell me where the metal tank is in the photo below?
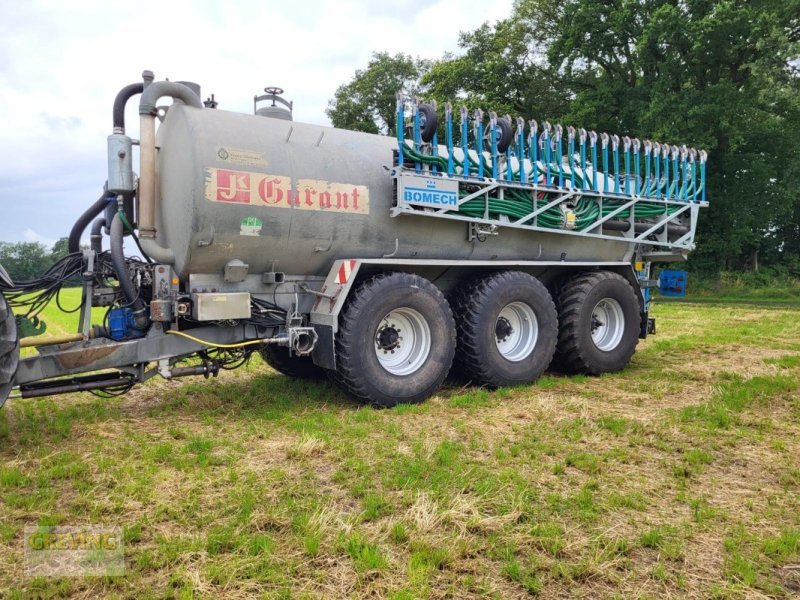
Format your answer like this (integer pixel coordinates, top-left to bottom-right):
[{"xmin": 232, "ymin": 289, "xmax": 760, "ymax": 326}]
[{"xmin": 153, "ymin": 104, "xmax": 632, "ymax": 281}]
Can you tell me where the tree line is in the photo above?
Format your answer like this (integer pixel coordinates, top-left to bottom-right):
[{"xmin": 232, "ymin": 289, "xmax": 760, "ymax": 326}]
[
  {"xmin": 0, "ymin": 239, "xmax": 71, "ymax": 283},
  {"xmin": 327, "ymin": 0, "xmax": 800, "ymax": 275}
]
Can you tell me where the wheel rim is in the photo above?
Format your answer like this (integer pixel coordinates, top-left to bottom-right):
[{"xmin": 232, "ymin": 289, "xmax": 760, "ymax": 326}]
[
  {"xmin": 374, "ymin": 307, "xmax": 431, "ymax": 376},
  {"xmin": 591, "ymin": 298, "xmax": 625, "ymax": 351},
  {"xmin": 494, "ymin": 301, "xmax": 538, "ymax": 362}
]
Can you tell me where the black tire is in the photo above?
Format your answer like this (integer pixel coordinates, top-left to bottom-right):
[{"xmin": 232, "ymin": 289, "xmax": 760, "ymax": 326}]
[
  {"xmin": 0, "ymin": 294, "xmax": 19, "ymax": 407},
  {"xmin": 331, "ymin": 272, "xmax": 455, "ymax": 407},
  {"xmin": 495, "ymin": 117, "xmax": 513, "ymax": 153},
  {"xmin": 260, "ymin": 346, "xmax": 325, "ymax": 379},
  {"xmin": 451, "ymin": 271, "xmax": 558, "ymax": 388},
  {"xmin": 484, "ymin": 117, "xmax": 514, "ymax": 153},
  {"xmin": 418, "ymin": 104, "xmax": 438, "ymax": 143},
  {"xmin": 553, "ymin": 271, "xmax": 640, "ymax": 375}
]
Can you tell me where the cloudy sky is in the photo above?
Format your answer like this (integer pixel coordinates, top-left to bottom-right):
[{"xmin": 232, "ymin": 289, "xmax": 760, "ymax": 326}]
[{"xmin": 0, "ymin": 0, "xmax": 514, "ymax": 248}]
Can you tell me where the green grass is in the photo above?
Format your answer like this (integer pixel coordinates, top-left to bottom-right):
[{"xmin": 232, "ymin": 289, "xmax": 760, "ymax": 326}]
[{"xmin": 1, "ymin": 300, "xmax": 800, "ymax": 597}]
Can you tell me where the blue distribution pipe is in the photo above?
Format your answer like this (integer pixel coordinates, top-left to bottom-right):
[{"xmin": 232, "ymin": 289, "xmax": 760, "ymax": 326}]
[
  {"xmin": 672, "ymin": 147, "xmax": 680, "ymax": 201},
  {"xmin": 601, "ymin": 134, "xmax": 609, "ymax": 193},
  {"xmin": 396, "ymin": 94, "xmax": 404, "ymax": 168},
  {"xmin": 591, "ymin": 132, "xmax": 599, "ymax": 192},
  {"xmin": 612, "ymin": 135, "xmax": 620, "ymax": 194},
  {"xmin": 476, "ymin": 110, "xmax": 484, "ymax": 178},
  {"xmin": 431, "ymin": 112, "xmax": 439, "ymax": 175},
  {"xmin": 505, "ymin": 116, "xmax": 513, "ymax": 182},
  {"xmin": 681, "ymin": 146, "xmax": 688, "ymax": 200},
  {"xmin": 700, "ymin": 150, "xmax": 707, "ymax": 203},
  {"xmin": 653, "ymin": 144, "xmax": 660, "ymax": 198},
  {"xmin": 568, "ymin": 127, "xmax": 575, "ymax": 189},
  {"xmin": 643, "ymin": 142, "xmax": 651, "ymax": 198},
  {"xmin": 663, "ymin": 147, "xmax": 670, "ymax": 199},
  {"xmin": 445, "ymin": 103, "xmax": 454, "ymax": 176},
  {"xmin": 461, "ymin": 107, "xmax": 470, "ymax": 176},
  {"xmin": 580, "ymin": 129, "xmax": 587, "ymax": 191},
  {"xmin": 490, "ymin": 113, "xmax": 499, "ymax": 180},
  {"xmin": 543, "ymin": 124, "xmax": 552, "ymax": 186},
  {"xmin": 556, "ymin": 125, "xmax": 563, "ymax": 188},
  {"xmin": 690, "ymin": 154, "xmax": 697, "ymax": 201},
  {"xmin": 633, "ymin": 139, "xmax": 641, "ymax": 196},
  {"xmin": 413, "ymin": 103, "xmax": 421, "ymax": 174},
  {"xmin": 623, "ymin": 137, "xmax": 631, "ymax": 195}
]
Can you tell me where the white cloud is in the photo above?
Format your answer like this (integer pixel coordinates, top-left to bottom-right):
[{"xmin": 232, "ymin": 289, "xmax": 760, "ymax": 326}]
[
  {"xmin": 21, "ymin": 228, "xmax": 57, "ymax": 248},
  {"xmin": 0, "ymin": 0, "xmax": 513, "ymax": 244}
]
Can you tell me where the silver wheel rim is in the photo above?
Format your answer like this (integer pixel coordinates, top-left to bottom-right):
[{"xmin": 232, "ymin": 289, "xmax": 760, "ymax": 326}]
[
  {"xmin": 494, "ymin": 301, "xmax": 538, "ymax": 362},
  {"xmin": 374, "ymin": 308, "xmax": 431, "ymax": 376},
  {"xmin": 591, "ymin": 298, "xmax": 625, "ymax": 351}
]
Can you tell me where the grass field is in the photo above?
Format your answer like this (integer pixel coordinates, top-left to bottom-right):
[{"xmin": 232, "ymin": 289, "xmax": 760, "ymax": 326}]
[{"xmin": 1, "ymin": 294, "xmax": 800, "ymax": 598}]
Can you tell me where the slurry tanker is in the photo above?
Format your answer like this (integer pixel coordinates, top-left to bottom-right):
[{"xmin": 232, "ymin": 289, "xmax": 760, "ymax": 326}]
[{"xmin": 0, "ymin": 72, "xmax": 707, "ymax": 407}]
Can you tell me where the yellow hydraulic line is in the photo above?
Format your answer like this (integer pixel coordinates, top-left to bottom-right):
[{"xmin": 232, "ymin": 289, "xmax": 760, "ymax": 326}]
[
  {"xmin": 165, "ymin": 330, "xmax": 265, "ymax": 348},
  {"xmin": 20, "ymin": 334, "xmax": 85, "ymax": 348}
]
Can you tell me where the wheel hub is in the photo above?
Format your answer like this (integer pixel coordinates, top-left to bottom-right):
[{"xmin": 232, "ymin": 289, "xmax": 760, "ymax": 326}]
[
  {"xmin": 590, "ymin": 298, "xmax": 625, "ymax": 351},
  {"xmin": 495, "ymin": 317, "xmax": 513, "ymax": 342},
  {"xmin": 373, "ymin": 308, "xmax": 431, "ymax": 376},
  {"xmin": 376, "ymin": 325, "xmax": 401, "ymax": 353},
  {"xmin": 494, "ymin": 302, "xmax": 538, "ymax": 362}
]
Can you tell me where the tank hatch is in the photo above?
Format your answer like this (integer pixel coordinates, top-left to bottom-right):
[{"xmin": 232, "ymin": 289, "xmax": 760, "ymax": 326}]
[{"xmin": 254, "ymin": 86, "xmax": 293, "ymax": 121}]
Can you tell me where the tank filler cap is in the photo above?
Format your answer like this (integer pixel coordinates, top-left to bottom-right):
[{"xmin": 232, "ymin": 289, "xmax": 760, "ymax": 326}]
[{"xmin": 254, "ymin": 86, "xmax": 293, "ymax": 121}]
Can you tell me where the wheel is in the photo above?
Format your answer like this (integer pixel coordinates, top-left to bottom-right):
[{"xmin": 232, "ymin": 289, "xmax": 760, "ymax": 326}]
[
  {"xmin": 553, "ymin": 271, "xmax": 640, "ymax": 375},
  {"xmin": 259, "ymin": 346, "xmax": 325, "ymax": 379},
  {"xmin": 451, "ymin": 271, "xmax": 558, "ymax": 388},
  {"xmin": 331, "ymin": 272, "xmax": 455, "ymax": 407},
  {"xmin": 495, "ymin": 117, "xmax": 513, "ymax": 152},
  {"xmin": 484, "ymin": 117, "xmax": 514, "ymax": 153},
  {"xmin": 0, "ymin": 294, "xmax": 19, "ymax": 407},
  {"xmin": 418, "ymin": 104, "xmax": 438, "ymax": 143}
]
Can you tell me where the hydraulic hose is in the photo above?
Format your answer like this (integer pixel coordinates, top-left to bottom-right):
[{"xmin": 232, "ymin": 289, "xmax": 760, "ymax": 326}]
[
  {"xmin": 68, "ymin": 193, "xmax": 109, "ymax": 253},
  {"xmin": 110, "ymin": 212, "xmax": 148, "ymax": 330},
  {"xmin": 90, "ymin": 218, "xmax": 106, "ymax": 253},
  {"xmin": 112, "ymin": 83, "xmax": 144, "ymax": 134}
]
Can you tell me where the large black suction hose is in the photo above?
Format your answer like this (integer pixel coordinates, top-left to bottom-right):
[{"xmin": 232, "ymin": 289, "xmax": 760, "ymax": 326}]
[
  {"xmin": 68, "ymin": 194, "xmax": 109, "ymax": 253},
  {"xmin": 113, "ymin": 82, "xmax": 144, "ymax": 133},
  {"xmin": 69, "ymin": 81, "xmax": 147, "ymax": 255},
  {"xmin": 110, "ymin": 212, "xmax": 148, "ymax": 330}
]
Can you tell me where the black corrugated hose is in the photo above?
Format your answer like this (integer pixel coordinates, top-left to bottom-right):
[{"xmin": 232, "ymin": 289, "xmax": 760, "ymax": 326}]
[{"xmin": 109, "ymin": 212, "xmax": 148, "ymax": 330}]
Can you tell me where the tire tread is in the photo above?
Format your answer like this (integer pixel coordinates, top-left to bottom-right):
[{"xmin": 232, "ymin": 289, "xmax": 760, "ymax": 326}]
[
  {"xmin": 451, "ymin": 271, "xmax": 557, "ymax": 387},
  {"xmin": 554, "ymin": 271, "xmax": 638, "ymax": 375}
]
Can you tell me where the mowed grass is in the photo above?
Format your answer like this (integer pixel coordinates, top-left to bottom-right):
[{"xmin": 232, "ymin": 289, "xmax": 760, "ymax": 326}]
[{"xmin": 1, "ymin": 299, "xmax": 800, "ymax": 598}]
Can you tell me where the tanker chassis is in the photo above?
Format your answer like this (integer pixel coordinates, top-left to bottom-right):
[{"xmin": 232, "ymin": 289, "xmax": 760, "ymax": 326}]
[{"xmin": 0, "ymin": 72, "xmax": 707, "ymax": 408}]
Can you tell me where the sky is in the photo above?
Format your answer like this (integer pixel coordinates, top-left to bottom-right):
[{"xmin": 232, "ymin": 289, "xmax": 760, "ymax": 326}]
[{"xmin": 0, "ymin": 0, "xmax": 514, "ymax": 248}]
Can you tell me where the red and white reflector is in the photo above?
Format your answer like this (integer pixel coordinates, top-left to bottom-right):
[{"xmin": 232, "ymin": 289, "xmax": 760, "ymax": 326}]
[{"xmin": 336, "ymin": 260, "xmax": 357, "ymax": 284}]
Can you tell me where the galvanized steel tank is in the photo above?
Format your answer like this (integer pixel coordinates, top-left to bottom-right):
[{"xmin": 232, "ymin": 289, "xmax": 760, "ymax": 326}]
[{"xmin": 153, "ymin": 105, "xmax": 632, "ymax": 280}]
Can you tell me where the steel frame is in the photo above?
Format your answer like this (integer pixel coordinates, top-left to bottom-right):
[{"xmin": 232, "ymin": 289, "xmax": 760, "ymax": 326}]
[{"xmin": 391, "ymin": 170, "xmax": 704, "ymax": 251}]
